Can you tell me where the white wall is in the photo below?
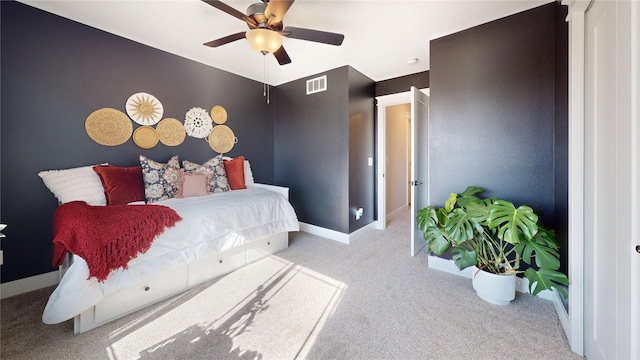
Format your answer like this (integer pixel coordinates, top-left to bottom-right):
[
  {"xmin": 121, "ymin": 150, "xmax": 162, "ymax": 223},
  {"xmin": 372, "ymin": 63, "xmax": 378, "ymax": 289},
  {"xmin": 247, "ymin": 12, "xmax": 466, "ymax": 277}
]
[{"xmin": 385, "ymin": 103, "xmax": 410, "ymax": 216}]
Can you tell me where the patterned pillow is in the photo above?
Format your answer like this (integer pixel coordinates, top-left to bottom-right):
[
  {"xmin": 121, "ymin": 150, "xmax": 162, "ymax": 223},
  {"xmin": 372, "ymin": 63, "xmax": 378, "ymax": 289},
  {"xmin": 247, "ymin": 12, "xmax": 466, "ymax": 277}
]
[
  {"xmin": 182, "ymin": 154, "xmax": 230, "ymax": 193},
  {"xmin": 139, "ymin": 155, "xmax": 181, "ymax": 203}
]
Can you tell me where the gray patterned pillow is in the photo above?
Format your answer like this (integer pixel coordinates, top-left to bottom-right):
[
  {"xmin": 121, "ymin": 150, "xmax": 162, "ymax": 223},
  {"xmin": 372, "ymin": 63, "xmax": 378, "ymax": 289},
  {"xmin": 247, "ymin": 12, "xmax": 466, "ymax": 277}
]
[
  {"xmin": 182, "ymin": 154, "xmax": 230, "ymax": 193},
  {"xmin": 139, "ymin": 155, "xmax": 181, "ymax": 203}
]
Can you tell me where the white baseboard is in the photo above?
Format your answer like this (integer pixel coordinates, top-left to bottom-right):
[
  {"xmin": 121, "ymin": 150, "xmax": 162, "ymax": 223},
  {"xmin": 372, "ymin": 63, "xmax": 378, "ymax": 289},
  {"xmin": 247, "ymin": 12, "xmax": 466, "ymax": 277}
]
[
  {"xmin": 427, "ymin": 255, "xmax": 559, "ymax": 302},
  {"xmin": 428, "ymin": 254, "xmax": 473, "ymax": 278},
  {"xmin": 1, "ymin": 270, "xmax": 59, "ymax": 299},
  {"xmin": 553, "ymin": 289, "xmax": 570, "ymax": 339},
  {"xmin": 298, "ymin": 221, "xmax": 378, "ymax": 245},
  {"xmin": 387, "ymin": 205, "xmax": 408, "ymax": 221}
]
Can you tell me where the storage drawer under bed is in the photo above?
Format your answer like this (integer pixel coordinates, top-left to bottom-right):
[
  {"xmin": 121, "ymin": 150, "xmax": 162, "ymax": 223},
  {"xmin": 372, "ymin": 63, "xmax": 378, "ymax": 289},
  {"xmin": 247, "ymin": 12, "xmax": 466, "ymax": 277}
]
[
  {"xmin": 246, "ymin": 233, "xmax": 288, "ymax": 263},
  {"xmin": 187, "ymin": 244, "xmax": 247, "ymax": 286},
  {"xmin": 94, "ymin": 265, "xmax": 189, "ymax": 325}
]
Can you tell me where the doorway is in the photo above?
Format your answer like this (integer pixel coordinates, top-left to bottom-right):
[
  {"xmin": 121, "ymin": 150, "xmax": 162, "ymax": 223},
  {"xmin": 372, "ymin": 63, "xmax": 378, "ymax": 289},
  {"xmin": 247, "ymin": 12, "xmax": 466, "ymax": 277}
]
[
  {"xmin": 384, "ymin": 103, "xmax": 411, "ymax": 221},
  {"xmin": 376, "ymin": 88, "xmax": 429, "ymax": 257}
]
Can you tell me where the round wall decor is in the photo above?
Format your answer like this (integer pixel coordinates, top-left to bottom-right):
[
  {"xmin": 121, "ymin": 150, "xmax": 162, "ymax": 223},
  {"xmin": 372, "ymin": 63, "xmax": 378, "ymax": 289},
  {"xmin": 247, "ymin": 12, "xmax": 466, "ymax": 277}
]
[
  {"xmin": 210, "ymin": 105, "xmax": 228, "ymax": 124},
  {"xmin": 85, "ymin": 108, "xmax": 133, "ymax": 146},
  {"xmin": 184, "ymin": 107, "xmax": 213, "ymax": 138},
  {"xmin": 156, "ymin": 118, "xmax": 186, "ymax": 146},
  {"xmin": 208, "ymin": 125, "xmax": 237, "ymax": 153},
  {"xmin": 133, "ymin": 126, "xmax": 159, "ymax": 149},
  {"xmin": 126, "ymin": 92, "xmax": 164, "ymax": 125}
]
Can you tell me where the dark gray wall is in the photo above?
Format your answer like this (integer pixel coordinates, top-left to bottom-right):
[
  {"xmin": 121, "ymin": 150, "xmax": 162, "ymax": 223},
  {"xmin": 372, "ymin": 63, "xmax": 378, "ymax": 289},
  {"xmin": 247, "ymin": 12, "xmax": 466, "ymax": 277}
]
[
  {"xmin": 274, "ymin": 66, "xmax": 375, "ymax": 234},
  {"xmin": 348, "ymin": 68, "xmax": 376, "ymax": 232},
  {"xmin": 274, "ymin": 67, "xmax": 350, "ymax": 232},
  {"xmin": 429, "ymin": 3, "xmax": 567, "ymax": 268},
  {"xmin": 554, "ymin": 4, "xmax": 569, "ymax": 274},
  {"xmin": 375, "ymin": 71, "xmax": 429, "ymax": 97},
  {"xmin": 0, "ymin": 1, "xmax": 275, "ymax": 283}
]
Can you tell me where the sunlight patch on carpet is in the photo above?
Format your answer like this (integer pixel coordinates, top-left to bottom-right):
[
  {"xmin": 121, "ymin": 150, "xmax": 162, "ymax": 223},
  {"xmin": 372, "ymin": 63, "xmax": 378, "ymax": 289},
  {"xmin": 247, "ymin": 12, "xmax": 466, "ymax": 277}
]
[{"xmin": 106, "ymin": 255, "xmax": 346, "ymax": 359}]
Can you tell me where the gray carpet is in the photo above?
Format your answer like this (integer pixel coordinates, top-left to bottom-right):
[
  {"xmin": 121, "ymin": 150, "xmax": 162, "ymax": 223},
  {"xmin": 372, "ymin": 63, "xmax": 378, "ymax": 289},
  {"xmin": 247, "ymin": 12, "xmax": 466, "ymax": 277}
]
[{"xmin": 0, "ymin": 210, "xmax": 581, "ymax": 359}]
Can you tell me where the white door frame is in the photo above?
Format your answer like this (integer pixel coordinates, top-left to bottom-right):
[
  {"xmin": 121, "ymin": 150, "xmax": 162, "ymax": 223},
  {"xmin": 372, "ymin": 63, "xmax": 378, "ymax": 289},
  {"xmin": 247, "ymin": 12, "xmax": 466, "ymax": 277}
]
[
  {"xmin": 375, "ymin": 91, "xmax": 412, "ymax": 230},
  {"xmin": 409, "ymin": 87, "xmax": 430, "ymax": 257},
  {"xmin": 564, "ymin": 0, "xmax": 640, "ymax": 356},
  {"xmin": 563, "ymin": 0, "xmax": 589, "ymax": 354},
  {"xmin": 376, "ymin": 89, "xmax": 429, "ymax": 230}
]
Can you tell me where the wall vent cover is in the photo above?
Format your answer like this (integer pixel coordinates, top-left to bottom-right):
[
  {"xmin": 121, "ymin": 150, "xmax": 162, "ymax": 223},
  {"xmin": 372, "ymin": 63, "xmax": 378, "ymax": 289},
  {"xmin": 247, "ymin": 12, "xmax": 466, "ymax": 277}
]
[{"xmin": 306, "ymin": 75, "xmax": 327, "ymax": 95}]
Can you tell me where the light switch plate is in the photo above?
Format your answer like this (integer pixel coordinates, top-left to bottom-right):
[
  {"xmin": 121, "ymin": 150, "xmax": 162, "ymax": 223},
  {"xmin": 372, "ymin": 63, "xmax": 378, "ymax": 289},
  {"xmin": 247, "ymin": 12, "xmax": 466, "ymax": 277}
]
[{"xmin": 367, "ymin": 157, "xmax": 373, "ymax": 166}]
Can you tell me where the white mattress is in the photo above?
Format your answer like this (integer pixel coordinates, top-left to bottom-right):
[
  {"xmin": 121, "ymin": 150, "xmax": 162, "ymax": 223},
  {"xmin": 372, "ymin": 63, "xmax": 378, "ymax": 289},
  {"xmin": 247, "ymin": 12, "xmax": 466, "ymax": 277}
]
[{"xmin": 42, "ymin": 187, "xmax": 299, "ymax": 324}]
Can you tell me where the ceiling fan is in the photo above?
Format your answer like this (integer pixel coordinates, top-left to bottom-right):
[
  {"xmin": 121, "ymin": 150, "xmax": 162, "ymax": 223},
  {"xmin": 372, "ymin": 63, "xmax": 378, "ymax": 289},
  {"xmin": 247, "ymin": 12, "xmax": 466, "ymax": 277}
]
[{"xmin": 202, "ymin": 0, "xmax": 345, "ymax": 65}]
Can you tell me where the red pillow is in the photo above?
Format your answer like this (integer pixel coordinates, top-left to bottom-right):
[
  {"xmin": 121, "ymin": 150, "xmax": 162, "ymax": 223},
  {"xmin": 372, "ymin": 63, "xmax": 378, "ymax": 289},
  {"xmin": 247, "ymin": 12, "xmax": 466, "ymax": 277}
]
[
  {"xmin": 223, "ymin": 156, "xmax": 246, "ymax": 190},
  {"xmin": 92, "ymin": 165, "xmax": 145, "ymax": 205}
]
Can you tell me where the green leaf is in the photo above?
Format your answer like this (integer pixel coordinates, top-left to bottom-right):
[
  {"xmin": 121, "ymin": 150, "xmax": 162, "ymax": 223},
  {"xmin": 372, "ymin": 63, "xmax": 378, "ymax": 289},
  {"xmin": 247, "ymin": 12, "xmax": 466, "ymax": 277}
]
[
  {"xmin": 488, "ymin": 200, "xmax": 539, "ymax": 244},
  {"xmin": 416, "ymin": 207, "xmax": 437, "ymax": 233},
  {"xmin": 525, "ymin": 268, "xmax": 569, "ymax": 298},
  {"xmin": 518, "ymin": 230, "xmax": 561, "ymax": 270},
  {"xmin": 445, "ymin": 208, "xmax": 476, "ymax": 245},
  {"xmin": 460, "ymin": 186, "xmax": 485, "ymax": 197},
  {"xmin": 452, "ymin": 248, "xmax": 477, "ymax": 270},
  {"xmin": 422, "ymin": 226, "xmax": 451, "ymax": 255},
  {"xmin": 436, "ymin": 208, "xmax": 449, "ymax": 226},
  {"xmin": 464, "ymin": 198, "xmax": 492, "ymax": 224},
  {"xmin": 445, "ymin": 193, "xmax": 458, "ymax": 212},
  {"xmin": 456, "ymin": 187, "xmax": 485, "ymax": 209}
]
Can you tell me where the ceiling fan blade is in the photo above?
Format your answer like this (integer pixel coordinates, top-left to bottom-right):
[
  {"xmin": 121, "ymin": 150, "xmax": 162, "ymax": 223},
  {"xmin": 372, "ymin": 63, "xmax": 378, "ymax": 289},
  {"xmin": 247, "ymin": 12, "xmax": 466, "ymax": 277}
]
[
  {"xmin": 203, "ymin": 32, "xmax": 246, "ymax": 47},
  {"xmin": 283, "ymin": 26, "xmax": 344, "ymax": 46},
  {"xmin": 273, "ymin": 46, "xmax": 292, "ymax": 65},
  {"xmin": 202, "ymin": 0, "xmax": 257, "ymax": 27},
  {"xmin": 265, "ymin": 0, "xmax": 295, "ymax": 24}
]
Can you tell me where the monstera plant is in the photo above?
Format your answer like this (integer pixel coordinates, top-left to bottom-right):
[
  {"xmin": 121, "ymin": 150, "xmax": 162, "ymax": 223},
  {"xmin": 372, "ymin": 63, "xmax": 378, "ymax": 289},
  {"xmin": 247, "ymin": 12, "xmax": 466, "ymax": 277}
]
[{"xmin": 416, "ymin": 186, "xmax": 568, "ymax": 300}]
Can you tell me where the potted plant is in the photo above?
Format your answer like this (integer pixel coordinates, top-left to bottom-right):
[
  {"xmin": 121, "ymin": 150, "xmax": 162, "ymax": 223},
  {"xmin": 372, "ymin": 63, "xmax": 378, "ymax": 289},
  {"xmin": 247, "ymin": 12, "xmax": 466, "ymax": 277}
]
[{"xmin": 416, "ymin": 186, "xmax": 569, "ymax": 305}]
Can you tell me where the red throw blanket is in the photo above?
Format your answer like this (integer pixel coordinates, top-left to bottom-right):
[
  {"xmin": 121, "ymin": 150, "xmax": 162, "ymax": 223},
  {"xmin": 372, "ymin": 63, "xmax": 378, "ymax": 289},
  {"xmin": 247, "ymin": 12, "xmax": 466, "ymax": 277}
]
[{"xmin": 52, "ymin": 201, "xmax": 182, "ymax": 281}]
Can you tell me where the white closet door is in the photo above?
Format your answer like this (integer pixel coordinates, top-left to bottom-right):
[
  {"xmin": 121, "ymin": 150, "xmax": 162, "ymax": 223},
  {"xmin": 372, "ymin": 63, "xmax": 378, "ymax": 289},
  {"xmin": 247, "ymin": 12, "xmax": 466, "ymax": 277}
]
[{"xmin": 584, "ymin": 0, "xmax": 639, "ymax": 358}]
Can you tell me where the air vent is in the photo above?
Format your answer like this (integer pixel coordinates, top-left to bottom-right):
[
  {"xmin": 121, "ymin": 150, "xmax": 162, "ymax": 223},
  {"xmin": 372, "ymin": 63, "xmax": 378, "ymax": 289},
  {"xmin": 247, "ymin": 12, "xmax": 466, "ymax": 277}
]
[{"xmin": 306, "ymin": 75, "xmax": 327, "ymax": 95}]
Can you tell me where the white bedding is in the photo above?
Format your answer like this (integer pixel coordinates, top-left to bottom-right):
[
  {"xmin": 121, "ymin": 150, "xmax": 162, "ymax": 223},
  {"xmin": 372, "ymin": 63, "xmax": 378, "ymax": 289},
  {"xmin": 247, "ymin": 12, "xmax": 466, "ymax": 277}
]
[{"xmin": 42, "ymin": 187, "xmax": 299, "ymax": 324}]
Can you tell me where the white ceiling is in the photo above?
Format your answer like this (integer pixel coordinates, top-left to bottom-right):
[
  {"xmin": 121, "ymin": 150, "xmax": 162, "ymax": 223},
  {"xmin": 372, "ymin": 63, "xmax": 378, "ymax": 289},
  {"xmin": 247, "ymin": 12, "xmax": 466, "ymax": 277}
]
[{"xmin": 18, "ymin": 0, "xmax": 553, "ymax": 86}]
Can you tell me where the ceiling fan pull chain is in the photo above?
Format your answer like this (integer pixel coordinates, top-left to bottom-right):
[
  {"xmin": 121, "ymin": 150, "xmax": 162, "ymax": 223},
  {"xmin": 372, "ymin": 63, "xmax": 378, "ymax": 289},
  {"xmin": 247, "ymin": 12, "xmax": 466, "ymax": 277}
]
[
  {"xmin": 263, "ymin": 54, "xmax": 270, "ymax": 104},
  {"xmin": 263, "ymin": 54, "xmax": 267, "ymax": 99}
]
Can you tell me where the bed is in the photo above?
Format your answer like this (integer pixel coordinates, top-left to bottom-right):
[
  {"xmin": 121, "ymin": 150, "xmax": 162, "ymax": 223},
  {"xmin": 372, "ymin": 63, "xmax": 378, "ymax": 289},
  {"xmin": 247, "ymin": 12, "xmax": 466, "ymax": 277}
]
[{"xmin": 38, "ymin": 155, "xmax": 299, "ymax": 333}]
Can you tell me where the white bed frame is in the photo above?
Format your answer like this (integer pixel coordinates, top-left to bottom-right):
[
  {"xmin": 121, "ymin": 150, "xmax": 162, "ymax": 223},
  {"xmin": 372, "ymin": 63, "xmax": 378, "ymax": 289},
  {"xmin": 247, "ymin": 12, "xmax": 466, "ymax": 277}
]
[{"xmin": 73, "ymin": 184, "xmax": 291, "ymax": 334}]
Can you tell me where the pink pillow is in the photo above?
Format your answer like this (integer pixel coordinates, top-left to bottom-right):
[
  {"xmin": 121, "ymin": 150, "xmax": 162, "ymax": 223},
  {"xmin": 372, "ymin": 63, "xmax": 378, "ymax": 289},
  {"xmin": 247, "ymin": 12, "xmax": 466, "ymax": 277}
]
[{"xmin": 176, "ymin": 170, "xmax": 209, "ymax": 198}]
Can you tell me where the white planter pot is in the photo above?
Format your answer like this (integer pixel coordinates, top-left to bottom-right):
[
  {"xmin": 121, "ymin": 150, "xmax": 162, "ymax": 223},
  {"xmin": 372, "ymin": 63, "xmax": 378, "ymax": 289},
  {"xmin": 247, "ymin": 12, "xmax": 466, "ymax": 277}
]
[{"xmin": 471, "ymin": 266, "xmax": 516, "ymax": 305}]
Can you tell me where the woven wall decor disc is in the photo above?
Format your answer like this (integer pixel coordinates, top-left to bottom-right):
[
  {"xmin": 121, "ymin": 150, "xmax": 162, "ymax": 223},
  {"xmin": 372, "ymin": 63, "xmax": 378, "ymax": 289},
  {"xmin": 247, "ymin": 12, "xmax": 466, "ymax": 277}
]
[
  {"xmin": 210, "ymin": 105, "xmax": 228, "ymax": 124},
  {"xmin": 208, "ymin": 125, "xmax": 237, "ymax": 153},
  {"xmin": 156, "ymin": 118, "xmax": 186, "ymax": 146},
  {"xmin": 85, "ymin": 108, "xmax": 133, "ymax": 146},
  {"xmin": 184, "ymin": 107, "xmax": 213, "ymax": 138},
  {"xmin": 133, "ymin": 126, "xmax": 159, "ymax": 149},
  {"xmin": 126, "ymin": 92, "xmax": 163, "ymax": 125}
]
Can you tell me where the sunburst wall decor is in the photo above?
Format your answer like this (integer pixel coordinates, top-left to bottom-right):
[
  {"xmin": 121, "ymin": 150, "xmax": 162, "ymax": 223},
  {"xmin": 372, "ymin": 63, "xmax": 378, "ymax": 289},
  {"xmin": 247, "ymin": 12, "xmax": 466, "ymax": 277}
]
[{"xmin": 126, "ymin": 92, "xmax": 164, "ymax": 125}]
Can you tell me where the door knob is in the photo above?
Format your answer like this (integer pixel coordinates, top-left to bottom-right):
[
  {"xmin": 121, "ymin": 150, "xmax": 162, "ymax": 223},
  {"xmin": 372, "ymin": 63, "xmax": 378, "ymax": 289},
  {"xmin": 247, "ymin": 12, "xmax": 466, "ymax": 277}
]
[{"xmin": 636, "ymin": 245, "xmax": 640, "ymax": 254}]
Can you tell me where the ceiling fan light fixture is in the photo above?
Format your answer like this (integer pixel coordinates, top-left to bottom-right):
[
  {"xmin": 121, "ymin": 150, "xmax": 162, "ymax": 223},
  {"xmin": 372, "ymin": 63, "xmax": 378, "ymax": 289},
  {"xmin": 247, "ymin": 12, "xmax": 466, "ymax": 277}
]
[{"xmin": 246, "ymin": 29, "xmax": 282, "ymax": 53}]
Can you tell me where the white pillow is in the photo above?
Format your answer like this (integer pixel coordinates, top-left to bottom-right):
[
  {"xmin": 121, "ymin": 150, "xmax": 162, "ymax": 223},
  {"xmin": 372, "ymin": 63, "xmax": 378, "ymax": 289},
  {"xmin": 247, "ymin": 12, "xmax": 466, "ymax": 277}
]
[
  {"xmin": 38, "ymin": 165, "xmax": 107, "ymax": 205},
  {"xmin": 244, "ymin": 160, "xmax": 255, "ymax": 186},
  {"xmin": 223, "ymin": 156, "xmax": 255, "ymax": 186}
]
